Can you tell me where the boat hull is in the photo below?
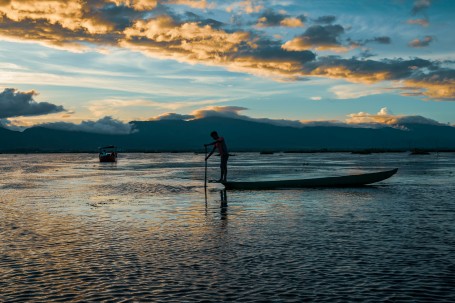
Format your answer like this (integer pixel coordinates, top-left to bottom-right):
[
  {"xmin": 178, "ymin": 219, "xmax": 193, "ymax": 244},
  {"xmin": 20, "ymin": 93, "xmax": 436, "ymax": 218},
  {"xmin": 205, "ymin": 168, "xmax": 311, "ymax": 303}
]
[
  {"xmin": 99, "ymin": 154, "xmax": 117, "ymax": 162},
  {"xmin": 222, "ymin": 168, "xmax": 398, "ymax": 190}
]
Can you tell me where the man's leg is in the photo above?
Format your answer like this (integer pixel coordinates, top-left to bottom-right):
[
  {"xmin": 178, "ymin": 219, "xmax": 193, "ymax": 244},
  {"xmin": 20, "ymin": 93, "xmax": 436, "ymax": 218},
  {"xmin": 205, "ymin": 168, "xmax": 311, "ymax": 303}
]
[{"xmin": 221, "ymin": 155, "xmax": 228, "ymax": 182}]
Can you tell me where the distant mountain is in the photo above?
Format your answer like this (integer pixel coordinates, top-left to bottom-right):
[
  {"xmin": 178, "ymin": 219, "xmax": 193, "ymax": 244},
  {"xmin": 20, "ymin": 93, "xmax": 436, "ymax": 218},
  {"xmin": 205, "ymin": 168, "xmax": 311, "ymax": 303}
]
[{"xmin": 1, "ymin": 117, "xmax": 454, "ymax": 152}]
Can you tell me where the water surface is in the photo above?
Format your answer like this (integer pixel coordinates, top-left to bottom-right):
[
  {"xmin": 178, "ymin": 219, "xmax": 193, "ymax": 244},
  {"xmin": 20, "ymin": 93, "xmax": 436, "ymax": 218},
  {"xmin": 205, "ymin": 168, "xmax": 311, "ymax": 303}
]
[{"xmin": 1, "ymin": 152, "xmax": 454, "ymax": 302}]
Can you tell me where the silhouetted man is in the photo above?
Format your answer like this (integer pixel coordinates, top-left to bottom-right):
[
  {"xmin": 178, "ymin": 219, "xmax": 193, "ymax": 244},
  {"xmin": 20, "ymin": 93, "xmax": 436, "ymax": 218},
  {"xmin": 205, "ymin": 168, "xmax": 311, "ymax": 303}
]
[{"xmin": 205, "ymin": 131, "xmax": 229, "ymax": 182}]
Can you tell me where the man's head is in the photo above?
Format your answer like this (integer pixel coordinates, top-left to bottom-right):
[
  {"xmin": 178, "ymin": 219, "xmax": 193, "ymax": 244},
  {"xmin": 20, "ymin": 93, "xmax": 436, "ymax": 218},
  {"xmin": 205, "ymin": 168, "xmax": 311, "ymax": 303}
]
[{"xmin": 210, "ymin": 131, "xmax": 219, "ymax": 139}]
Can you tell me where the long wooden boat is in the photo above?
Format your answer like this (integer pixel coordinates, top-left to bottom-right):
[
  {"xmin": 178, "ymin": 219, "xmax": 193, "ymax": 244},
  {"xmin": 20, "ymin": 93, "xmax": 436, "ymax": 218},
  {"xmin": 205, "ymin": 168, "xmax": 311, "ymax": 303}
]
[{"xmin": 222, "ymin": 168, "xmax": 398, "ymax": 190}]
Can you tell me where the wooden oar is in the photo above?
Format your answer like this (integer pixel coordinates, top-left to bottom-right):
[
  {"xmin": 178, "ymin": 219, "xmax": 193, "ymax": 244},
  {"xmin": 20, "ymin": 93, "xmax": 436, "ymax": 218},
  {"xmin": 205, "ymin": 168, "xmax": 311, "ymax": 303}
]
[{"xmin": 204, "ymin": 145, "xmax": 208, "ymax": 188}]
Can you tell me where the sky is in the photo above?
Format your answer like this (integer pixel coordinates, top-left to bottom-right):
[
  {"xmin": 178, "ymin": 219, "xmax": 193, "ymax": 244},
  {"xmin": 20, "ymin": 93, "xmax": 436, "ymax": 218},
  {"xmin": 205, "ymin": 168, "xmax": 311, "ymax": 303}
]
[{"xmin": 0, "ymin": 0, "xmax": 454, "ymax": 133}]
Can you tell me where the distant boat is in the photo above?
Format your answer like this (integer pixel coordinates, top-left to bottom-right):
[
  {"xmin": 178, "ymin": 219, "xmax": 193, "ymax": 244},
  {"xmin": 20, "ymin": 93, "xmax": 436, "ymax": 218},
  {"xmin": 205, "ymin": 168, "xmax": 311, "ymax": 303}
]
[
  {"xmin": 222, "ymin": 168, "xmax": 398, "ymax": 190},
  {"xmin": 260, "ymin": 151, "xmax": 274, "ymax": 155},
  {"xmin": 99, "ymin": 146, "xmax": 118, "ymax": 162},
  {"xmin": 410, "ymin": 149, "xmax": 430, "ymax": 155},
  {"xmin": 351, "ymin": 150, "xmax": 372, "ymax": 155}
]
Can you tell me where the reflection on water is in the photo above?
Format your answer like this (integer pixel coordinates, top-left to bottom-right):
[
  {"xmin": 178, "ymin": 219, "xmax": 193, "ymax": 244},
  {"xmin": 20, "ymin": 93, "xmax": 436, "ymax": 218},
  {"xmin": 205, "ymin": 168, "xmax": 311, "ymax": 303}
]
[{"xmin": 1, "ymin": 152, "xmax": 455, "ymax": 302}]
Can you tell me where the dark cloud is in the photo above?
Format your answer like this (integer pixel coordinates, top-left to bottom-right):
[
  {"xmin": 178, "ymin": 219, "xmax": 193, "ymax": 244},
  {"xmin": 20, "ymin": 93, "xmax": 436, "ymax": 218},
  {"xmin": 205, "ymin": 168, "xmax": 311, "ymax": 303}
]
[
  {"xmin": 409, "ymin": 36, "xmax": 433, "ymax": 48},
  {"xmin": 39, "ymin": 116, "xmax": 135, "ymax": 134},
  {"xmin": 356, "ymin": 50, "xmax": 377, "ymax": 59},
  {"xmin": 300, "ymin": 24, "xmax": 344, "ymax": 44},
  {"xmin": 412, "ymin": 0, "xmax": 432, "ymax": 15},
  {"xmin": 257, "ymin": 9, "xmax": 286, "ymax": 27},
  {"xmin": 183, "ymin": 12, "xmax": 225, "ymax": 28},
  {"xmin": 313, "ymin": 15, "xmax": 336, "ymax": 24},
  {"xmin": 256, "ymin": 9, "xmax": 305, "ymax": 27},
  {"xmin": 348, "ymin": 36, "xmax": 391, "ymax": 48},
  {"xmin": 0, "ymin": 88, "xmax": 66, "ymax": 119},
  {"xmin": 395, "ymin": 115, "xmax": 442, "ymax": 125},
  {"xmin": 402, "ymin": 69, "xmax": 455, "ymax": 100},
  {"xmin": 308, "ymin": 56, "xmax": 436, "ymax": 78},
  {"xmin": 282, "ymin": 24, "xmax": 347, "ymax": 51},
  {"xmin": 96, "ymin": 3, "xmax": 144, "ymax": 30},
  {"xmin": 372, "ymin": 36, "xmax": 391, "ymax": 44},
  {"xmin": 0, "ymin": 118, "xmax": 26, "ymax": 131},
  {"xmin": 242, "ymin": 38, "xmax": 316, "ymax": 62}
]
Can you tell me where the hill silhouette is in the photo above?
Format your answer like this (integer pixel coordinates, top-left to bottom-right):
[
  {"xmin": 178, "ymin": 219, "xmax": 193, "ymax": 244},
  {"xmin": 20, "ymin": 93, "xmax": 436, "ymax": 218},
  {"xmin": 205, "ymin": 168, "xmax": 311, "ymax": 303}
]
[{"xmin": 1, "ymin": 117, "xmax": 454, "ymax": 152}]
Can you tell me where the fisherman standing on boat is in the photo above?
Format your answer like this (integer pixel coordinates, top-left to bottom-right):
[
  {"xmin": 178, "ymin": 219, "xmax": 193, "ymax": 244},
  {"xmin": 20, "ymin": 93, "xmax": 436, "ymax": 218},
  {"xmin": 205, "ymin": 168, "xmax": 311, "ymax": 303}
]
[{"xmin": 205, "ymin": 131, "xmax": 229, "ymax": 182}]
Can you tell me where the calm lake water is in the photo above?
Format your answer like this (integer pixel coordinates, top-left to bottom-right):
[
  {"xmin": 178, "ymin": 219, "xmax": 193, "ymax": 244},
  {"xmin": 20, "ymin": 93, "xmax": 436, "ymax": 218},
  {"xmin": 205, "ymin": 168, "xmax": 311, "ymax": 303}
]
[{"xmin": 1, "ymin": 152, "xmax": 454, "ymax": 302}]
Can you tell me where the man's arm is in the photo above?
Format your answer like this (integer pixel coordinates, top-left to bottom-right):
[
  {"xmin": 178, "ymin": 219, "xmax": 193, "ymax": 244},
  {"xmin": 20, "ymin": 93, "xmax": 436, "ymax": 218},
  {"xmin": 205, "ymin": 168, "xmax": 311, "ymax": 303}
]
[{"xmin": 205, "ymin": 145, "xmax": 216, "ymax": 160}]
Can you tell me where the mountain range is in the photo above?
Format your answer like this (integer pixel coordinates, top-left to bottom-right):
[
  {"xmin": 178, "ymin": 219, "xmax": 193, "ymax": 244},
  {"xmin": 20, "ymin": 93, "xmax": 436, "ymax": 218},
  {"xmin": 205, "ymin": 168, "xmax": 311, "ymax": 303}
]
[{"xmin": 1, "ymin": 117, "xmax": 454, "ymax": 152}]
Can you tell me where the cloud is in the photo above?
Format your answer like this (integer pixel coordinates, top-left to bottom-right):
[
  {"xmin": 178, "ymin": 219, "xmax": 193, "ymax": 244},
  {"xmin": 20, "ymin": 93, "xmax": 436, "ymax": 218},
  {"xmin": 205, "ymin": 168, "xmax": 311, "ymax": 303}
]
[
  {"xmin": 183, "ymin": 12, "xmax": 224, "ymax": 28},
  {"xmin": 149, "ymin": 106, "xmax": 449, "ymax": 130},
  {"xmin": 1, "ymin": 0, "xmax": 454, "ymax": 100},
  {"xmin": 0, "ymin": 1, "xmax": 129, "ymax": 52},
  {"xmin": 330, "ymin": 84, "xmax": 386, "ymax": 99},
  {"xmin": 0, "ymin": 118, "xmax": 27, "ymax": 131},
  {"xmin": 149, "ymin": 112, "xmax": 195, "ymax": 120},
  {"xmin": 304, "ymin": 57, "xmax": 436, "ymax": 83},
  {"xmin": 371, "ymin": 36, "xmax": 391, "ymax": 44},
  {"xmin": 0, "ymin": 0, "xmax": 118, "ymax": 35},
  {"xmin": 409, "ymin": 36, "xmax": 433, "ymax": 48},
  {"xmin": 0, "ymin": 88, "xmax": 66, "ymax": 119},
  {"xmin": 120, "ymin": 15, "xmax": 316, "ymax": 80},
  {"xmin": 400, "ymin": 69, "xmax": 455, "ymax": 100},
  {"xmin": 39, "ymin": 116, "xmax": 135, "ymax": 134},
  {"xmin": 88, "ymin": 97, "xmax": 231, "ymax": 119},
  {"xmin": 346, "ymin": 107, "xmax": 443, "ymax": 126},
  {"xmin": 121, "ymin": 15, "xmax": 251, "ymax": 61},
  {"xmin": 226, "ymin": 0, "xmax": 263, "ymax": 14},
  {"xmin": 112, "ymin": 0, "xmax": 158, "ymax": 11},
  {"xmin": 412, "ymin": 0, "xmax": 432, "ymax": 15},
  {"xmin": 313, "ymin": 15, "xmax": 336, "ymax": 25},
  {"xmin": 191, "ymin": 106, "xmax": 249, "ymax": 119},
  {"xmin": 166, "ymin": 0, "xmax": 215, "ymax": 10},
  {"xmin": 188, "ymin": 106, "xmax": 331, "ymax": 128},
  {"xmin": 282, "ymin": 25, "xmax": 352, "ymax": 52},
  {"xmin": 407, "ymin": 18, "xmax": 429, "ymax": 27},
  {"xmin": 255, "ymin": 9, "xmax": 305, "ymax": 28}
]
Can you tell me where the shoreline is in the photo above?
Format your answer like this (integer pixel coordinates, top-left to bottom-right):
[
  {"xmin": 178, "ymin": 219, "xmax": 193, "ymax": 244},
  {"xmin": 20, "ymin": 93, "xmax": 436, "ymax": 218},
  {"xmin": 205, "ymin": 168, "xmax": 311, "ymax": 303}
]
[{"xmin": 1, "ymin": 148, "xmax": 455, "ymax": 154}]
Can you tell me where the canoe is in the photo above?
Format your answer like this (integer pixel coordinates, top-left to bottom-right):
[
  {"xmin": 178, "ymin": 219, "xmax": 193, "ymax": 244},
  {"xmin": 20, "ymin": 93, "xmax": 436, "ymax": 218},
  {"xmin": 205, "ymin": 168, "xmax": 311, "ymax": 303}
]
[{"xmin": 222, "ymin": 168, "xmax": 398, "ymax": 190}]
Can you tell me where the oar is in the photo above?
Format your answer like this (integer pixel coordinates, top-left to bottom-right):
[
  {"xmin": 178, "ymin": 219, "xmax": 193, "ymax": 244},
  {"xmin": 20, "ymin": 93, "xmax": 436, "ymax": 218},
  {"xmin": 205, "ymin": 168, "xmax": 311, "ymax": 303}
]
[{"xmin": 204, "ymin": 145, "xmax": 208, "ymax": 188}]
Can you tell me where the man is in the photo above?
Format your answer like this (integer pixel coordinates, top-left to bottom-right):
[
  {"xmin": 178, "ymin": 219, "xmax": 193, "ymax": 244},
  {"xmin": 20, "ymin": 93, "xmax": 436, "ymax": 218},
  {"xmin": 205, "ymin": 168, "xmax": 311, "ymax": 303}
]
[{"xmin": 205, "ymin": 131, "xmax": 229, "ymax": 182}]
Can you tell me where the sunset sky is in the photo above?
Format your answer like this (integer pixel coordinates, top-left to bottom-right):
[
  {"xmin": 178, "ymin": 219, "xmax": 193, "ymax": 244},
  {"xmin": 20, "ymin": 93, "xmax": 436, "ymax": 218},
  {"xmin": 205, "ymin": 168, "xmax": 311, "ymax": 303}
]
[{"xmin": 1, "ymin": 0, "xmax": 454, "ymax": 132}]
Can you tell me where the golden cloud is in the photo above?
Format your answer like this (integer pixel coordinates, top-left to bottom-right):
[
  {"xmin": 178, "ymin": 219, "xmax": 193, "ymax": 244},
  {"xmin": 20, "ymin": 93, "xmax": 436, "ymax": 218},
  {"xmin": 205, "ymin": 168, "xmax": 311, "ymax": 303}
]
[
  {"xmin": 0, "ymin": 0, "xmax": 114, "ymax": 34},
  {"xmin": 111, "ymin": 0, "xmax": 158, "ymax": 11},
  {"xmin": 309, "ymin": 66, "xmax": 390, "ymax": 84},
  {"xmin": 166, "ymin": 0, "xmax": 215, "ymax": 9},
  {"xmin": 122, "ymin": 16, "xmax": 250, "ymax": 62},
  {"xmin": 282, "ymin": 37, "xmax": 352, "ymax": 52},
  {"xmin": 402, "ymin": 78, "xmax": 455, "ymax": 100},
  {"xmin": 226, "ymin": 0, "xmax": 263, "ymax": 14},
  {"xmin": 0, "ymin": 0, "xmax": 453, "ymax": 102},
  {"xmin": 280, "ymin": 17, "xmax": 304, "ymax": 27},
  {"xmin": 346, "ymin": 107, "xmax": 443, "ymax": 126},
  {"xmin": 346, "ymin": 107, "xmax": 399, "ymax": 125}
]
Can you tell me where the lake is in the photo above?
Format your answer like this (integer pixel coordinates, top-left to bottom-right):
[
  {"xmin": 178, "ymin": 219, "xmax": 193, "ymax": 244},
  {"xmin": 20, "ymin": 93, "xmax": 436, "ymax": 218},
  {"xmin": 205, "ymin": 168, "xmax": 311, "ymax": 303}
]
[{"xmin": 1, "ymin": 152, "xmax": 454, "ymax": 302}]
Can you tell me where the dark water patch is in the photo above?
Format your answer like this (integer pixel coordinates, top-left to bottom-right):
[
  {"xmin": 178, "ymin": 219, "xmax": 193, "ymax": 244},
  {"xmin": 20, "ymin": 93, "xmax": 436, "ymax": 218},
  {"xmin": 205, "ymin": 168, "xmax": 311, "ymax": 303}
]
[{"xmin": 1, "ymin": 182, "xmax": 39, "ymax": 190}]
